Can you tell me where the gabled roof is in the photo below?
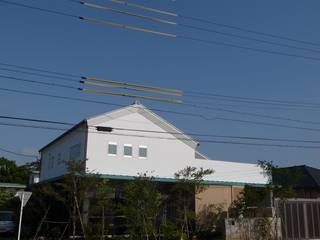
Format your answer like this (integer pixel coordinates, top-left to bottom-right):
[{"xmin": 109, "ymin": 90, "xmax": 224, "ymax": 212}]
[
  {"xmin": 39, "ymin": 120, "xmax": 87, "ymax": 152},
  {"xmin": 87, "ymin": 102, "xmax": 199, "ymax": 149},
  {"xmin": 274, "ymin": 165, "xmax": 320, "ymax": 188},
  {"xmin": 40, "ymin": 103, "xmax": 199, "ymax": 152}
]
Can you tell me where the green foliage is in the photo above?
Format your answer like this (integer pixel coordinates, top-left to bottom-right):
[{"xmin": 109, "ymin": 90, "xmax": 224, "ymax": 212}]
[
  {"xmin": 173, "ymin": 166, "xmax": 214, "ymax": 240},
  {"xmin": 0, "ymin": 188, "xmax": 14, "ymax": 209},
  {"xmin": 196, "ymin": 204, "xmax": 225, "ymax": 239},
  {"xmin": 0, "ymin": 157, "xmax": 28, "ymax": 184},
  {"xmin": 120, "ymin": 173, "xmax": 164, "ymax": 240},
  {"xmin": 23, "ymin": 160, "xmax": 111, "ymax": 239},
  {"xmin": 258, "ymin": 160, "xmax": 300, "ymax": 199}
]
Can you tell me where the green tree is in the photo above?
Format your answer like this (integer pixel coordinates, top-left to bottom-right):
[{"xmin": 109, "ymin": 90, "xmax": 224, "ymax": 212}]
[
  {"xmin": 23, "ymin": 160, "xmax": 111, "ymax": 239},
  {"xmin": 0, "ymin": 157, "xmax": 39, "ymax": 184},
  {"xmin": 0, "ymin": 188, "xmax": 14, "ymax": 209},
  {"xmin": 173, "ymin": 166, "xmax": 214, "ymax": 240},
  {"xmin": 120, "ymin": 173, "xmax": 164, "ymax": 240}
]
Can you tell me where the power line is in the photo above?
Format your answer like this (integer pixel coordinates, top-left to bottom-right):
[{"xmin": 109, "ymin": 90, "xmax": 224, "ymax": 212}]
[
  {"xmin": 107, "ymin": 0, "xmax": 177, "ymax": 17},
  {"xmin": 2, "ymin": 115, "xmax": 320, "ymax": 143},
  {"xmin": 2, "ymin": 66, "xmax": 320, "ymax": 112},
  {"xmin": 76, "ymin": 1, "xmax": 320, "ymax": 54},
  {"xmin": 0, "ymin": 74, "xmax": 78, "ymax": 90},
  {"xmin": 0, "ymin": 146, "xmax": 38, "ymax": 158},
  {"xmin": 3, "ymin": 1, "xmax": 320, "ymax": 62},
  {"xmin": 1, "ymin": 61, "xmax": 320, "ymax": 109},
  {"xmin": 0, "ymin": 0, "xmax": 79, "ymax": 18},
  {"xmin": 1, "ymin": 121, "xmax": 320, "ymax": 149},
  {"xmin": 179, "ymin": 15, "xmax": 320, "ymax": 48},
  {"xmin": 81, "ymin": 1, "xmax": 177, "ymax": 25},
  {"xmin": 105, "ymin": 0, "xmax": 320, "ymax": 48},
  {"xmin": 3, "ymin": 74, "xmax": 320, "ymax": 126},
  {"xmin": 2, "ymin": 64, "xmax": 318, "ymax": 110},
  {"xmin": 0, "ymin": 67, "xmax": 80, "ymax": 83},
  {"xmin": 2, "ymin": 86, "xmax": 320, "ymax": 132},
  {"xmin": 0, "ymin": 75, "xmax": 183, "ymax": 105},
  {"xmin": 179, "ymin": 23, "xmax": 320, "ymax": 54},
  {"xmin": 182, "ymin": 102, "xmax": 320, "ymax": 125},
  {"xmin": 0, "ymin": 62, "xmax": 81, "ymax": 78},
  {"xmin": 185, "ymin": 93, "xmax": 320, "ymax": 108},
  {"xmin": 178, "ymin": 35, "xmax": 320, "ymax": 62}
]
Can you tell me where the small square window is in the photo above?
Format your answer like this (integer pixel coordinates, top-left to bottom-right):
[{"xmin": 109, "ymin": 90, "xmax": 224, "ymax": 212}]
[
  {"xmin": 139, "ymin": 146, "xmax": 147, "ymax": 158},
  {"xmin": 124, "ymin": 145, "xmax": 132, "ymax": 157},
  {"xmin": 108, "ymin": 143, "xmax": 117, "ymax": 155}
]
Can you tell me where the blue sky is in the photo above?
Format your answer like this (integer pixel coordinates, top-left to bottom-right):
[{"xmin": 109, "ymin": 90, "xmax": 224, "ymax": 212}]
[{"xmin": 1, "ymin": 0, "xmax": 320, "ymax": 167}]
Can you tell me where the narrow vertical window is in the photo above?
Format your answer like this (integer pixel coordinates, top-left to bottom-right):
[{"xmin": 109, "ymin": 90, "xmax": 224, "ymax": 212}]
[
  {"xmin": 69, "ymin": 143, "xmax": 81, "ymax": 161},
  {"xmin": 139, "ymin": 146, "xmax": 147, "ymax": 158},
  {"xmin": 108, "ymin": 142, "xmax": 117, "ymax": 155},
  {"xmin": 57, "ymin": 153, "xmax": 62, "ymax": 165},
  {"xmin": 123, "ymin": 144, "xmax": 132, "ymax": 157}
]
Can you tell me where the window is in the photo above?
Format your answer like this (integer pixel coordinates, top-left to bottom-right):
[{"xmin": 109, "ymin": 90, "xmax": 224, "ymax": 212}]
[
  {"xmin": 70, "ymin": 143, "xmax": 81, "ymax": 160},
  {"xmin": 108, "ymin": 142, "xmax": 117, "ymax": 155},
  {"xmin": 139, "ymin": 146, "xmax": 147, "ymax": 158},
  {"xmin": 57, "ymin": 153, "xmax": 62, "ymax": 165},
  {"xmin": 123, "ymin": 144, "xmax": 132, "ymax": 157},
  {"xmin": 48, "ymin": 154, "xmax": 54, "ymax": 169}
]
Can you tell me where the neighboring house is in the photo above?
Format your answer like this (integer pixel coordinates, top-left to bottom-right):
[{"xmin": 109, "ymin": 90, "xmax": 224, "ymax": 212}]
[
  {"xmin": 39, "ymin": 102, "xmax": 268, "ymax": 212},
  {"xmin": 274, "ymin": 165, "xmax": 320, "ymax": 198}
]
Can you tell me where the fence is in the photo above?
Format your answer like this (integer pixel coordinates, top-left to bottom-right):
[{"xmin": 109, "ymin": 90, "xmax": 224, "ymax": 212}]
[{"xmin": 275, "ymin": 198, "xmax": 320, "ymax": 240}]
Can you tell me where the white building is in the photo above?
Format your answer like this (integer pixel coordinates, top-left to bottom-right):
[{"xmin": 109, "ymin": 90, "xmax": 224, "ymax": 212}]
[{"xmin": 39, "ymin": 102, "xmax": 268, "ymax": 211}]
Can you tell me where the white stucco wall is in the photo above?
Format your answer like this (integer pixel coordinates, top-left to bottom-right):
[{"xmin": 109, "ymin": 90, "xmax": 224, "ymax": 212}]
[
  {"xmin": 86, "ymin": 111, "xmax": 268, "ymax": 185},
  {"xmin": 86, "ymin": 112, "xmax": 196, "ymax": 178},
  {"xmin": 39, "ymin": 104, "xmax": 268, "ymax": 185},
  {"xmin": 40, "ymin": 125, "xmax": 87, "ymax": 181}
]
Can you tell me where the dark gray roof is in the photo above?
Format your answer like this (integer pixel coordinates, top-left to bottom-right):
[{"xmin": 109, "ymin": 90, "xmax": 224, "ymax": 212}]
[{"xmin": 274, "ymin": 165, "xmax": 320, "ymax": 188}]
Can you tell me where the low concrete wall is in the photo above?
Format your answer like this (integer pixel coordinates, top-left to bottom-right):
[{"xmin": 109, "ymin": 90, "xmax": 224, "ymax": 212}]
[{"xmin": 225, "ymin": 217, "xmax": 282, "ymax": 240}]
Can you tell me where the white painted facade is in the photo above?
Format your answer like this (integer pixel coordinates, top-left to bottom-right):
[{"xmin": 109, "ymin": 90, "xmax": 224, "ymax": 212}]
[{"xmin": 39, "ymin": 103, "xmax": 268, "ymax": 185}]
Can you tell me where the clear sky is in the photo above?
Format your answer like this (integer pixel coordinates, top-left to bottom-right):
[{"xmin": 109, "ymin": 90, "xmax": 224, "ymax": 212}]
[{"xmin": 1, "ymin": 0, "xmax": 320, "ymax": 167}]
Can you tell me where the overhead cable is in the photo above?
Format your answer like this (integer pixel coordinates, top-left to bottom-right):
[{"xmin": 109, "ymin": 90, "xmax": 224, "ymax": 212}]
[
  {"xmin": 2, "ymin": 0, "xmax": 320, "ymax": 62},
  {"xmin": 1, "ymin": 121, "xmax": 320, "ymax": 149},
  {"xmin": 0, "ymin": 146, "xmax": 38, "ymax": 158},
  {"xmin": 2, "ymin": 86, "xmax": 320, "ymax": 132}
]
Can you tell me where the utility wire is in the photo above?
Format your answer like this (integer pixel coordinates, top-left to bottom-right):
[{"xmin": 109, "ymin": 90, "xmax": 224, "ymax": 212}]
[
  {"xmin": 2, "ymin": 86, "xmax": 320, "ymax": 132},
  {"xmin": 2, "ymin": 65, "xmax": 320, "ymax": 111},
  {"xmin": 1, "ymin": 61, "xmax": 320, "ymax": 108},
  {"xmin": 80, "ymin": 1, "xmax": 177, "ymax": 25},
  {"xmin": 0, "ymin": 0, "xmax": 79, "ymax": 18},
  {"xmin": 3, "ymin": 74, "xmax": 320, "ymax": 125},
  {"xmin": 0, "ymin": 74, "xmax": 78, "ymax": 90},
  {"xmin": 105, "ymin": 0, "xmax": 320, "ymax": 48},
  {"xmin": 177, "ymin": 35, "xmax": 320, "ymax": 62},
  {"xmin": 107, "ymin": 0, "xmax": 177, "ymax": 17},
  {"xmin": 3, "ymin": 115, "xmax": 320, "ymax": 143},
  {"xmin": 0, "ymin": 146, "xmax": 38, "ymax": 158},
  {"xmin": 182, "ymin": 102, "xmax": 320, "ymax": 125},
  {"xmin": 0, "ymin": 67, "xmax": 80, "ymax": 83},
  {"xmin": 76, "ymin": 1, "xmax": 320, "ymax": 54},
  {"xmin": 0, "ymin": 62, "xmax": 80, "ymax": 78},
  {"xmin": 3, "ymin": 0, "xmax": 320, "ymax": 62},
  {"xmin": 2, "ymin": 65, "xmax": 317, "ymax": 110},
  {"xmin": 179, "ymin": 23, "xmax": 320, "ymax": 54},
  {"xmin": 185, "ymin": 93, "xmax": 320, "ymax": 108},
  {"xmin": 1, "ymin": 121, "xmax": 320, "ymax": 149},
  {"xmin": 179, "ymin": 15, "xmax": 320, "ymax": 48}
]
